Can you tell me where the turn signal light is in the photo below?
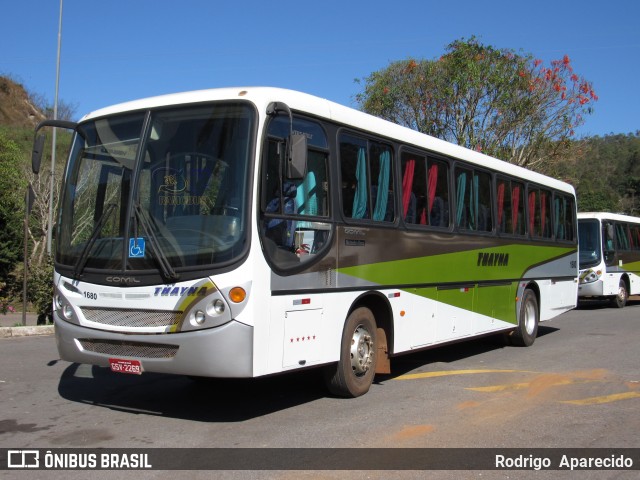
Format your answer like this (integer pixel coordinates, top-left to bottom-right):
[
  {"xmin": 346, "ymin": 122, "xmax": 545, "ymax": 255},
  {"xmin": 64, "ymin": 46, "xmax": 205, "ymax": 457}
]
[{"xmin": 228, "ymin": 287, "xmax": 246, "ymax": 303}]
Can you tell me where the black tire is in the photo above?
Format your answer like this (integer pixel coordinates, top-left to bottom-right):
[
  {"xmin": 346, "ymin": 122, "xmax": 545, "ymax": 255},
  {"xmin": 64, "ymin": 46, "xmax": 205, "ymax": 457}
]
[
  {"xmin": 324, "ymin": 307, "xmax": 377, "ymax": 398},
  {"xmin": 511, "ymin": 289, "xmax": 538, "ymax": 347},
  {"xmin": 610, "ymin": 279, "xmax": 628, "ymax": 308}
]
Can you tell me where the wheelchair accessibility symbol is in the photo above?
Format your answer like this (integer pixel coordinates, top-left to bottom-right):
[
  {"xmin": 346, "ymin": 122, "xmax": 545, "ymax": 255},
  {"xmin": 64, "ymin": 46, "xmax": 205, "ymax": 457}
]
[{"xmin": 129, "ymin": 237, "xmax": 146, "ymax": 258}]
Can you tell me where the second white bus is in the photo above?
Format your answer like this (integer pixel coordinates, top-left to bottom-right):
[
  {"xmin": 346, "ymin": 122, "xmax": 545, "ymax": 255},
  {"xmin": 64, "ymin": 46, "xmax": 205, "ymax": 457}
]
[{"xmin": 578, "ymin": 212, "xmax": 640, "ymax": 307}]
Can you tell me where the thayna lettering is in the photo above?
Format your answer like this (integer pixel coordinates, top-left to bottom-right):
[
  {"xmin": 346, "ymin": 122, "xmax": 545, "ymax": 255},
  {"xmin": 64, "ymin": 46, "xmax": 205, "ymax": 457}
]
[
  {"xmin": 477, "ymin": 252, "xmax": 509, "ymax": 267},
  {"xmin": 154, "ymin": 286, "xmax": 208, "ymax": 297}
]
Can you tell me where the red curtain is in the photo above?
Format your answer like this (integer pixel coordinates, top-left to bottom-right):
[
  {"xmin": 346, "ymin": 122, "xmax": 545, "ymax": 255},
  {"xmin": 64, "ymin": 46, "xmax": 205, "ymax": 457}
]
[
  {"xmin": 511, "ymin": 185, "xmax": 520, "ymax": 234},
  {"xmin": 402, "ymin": 159, "xmax": 415, "ymax": 218},
  {"xmin": 528, "ymin": 191, "xmax": 536, "ymax": 235},
  {"xmin": 427, "ymin": 163, "xmax": 438, "ymax": 214}
]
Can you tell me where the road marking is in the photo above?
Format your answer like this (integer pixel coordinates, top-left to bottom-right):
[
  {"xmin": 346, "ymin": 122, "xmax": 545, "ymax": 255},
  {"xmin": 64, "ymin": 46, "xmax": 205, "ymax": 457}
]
[
  {"xmin": 396, "ymin": 368, "xmax": 638, "ymax": 407},
  {"xmin": 395, "ymin": 369, "xmax": 534, "ymax": 381},
  {"xmin": 561, "ymin": 391, "xmax": 640, "ymax": 405},
  {"xmin": 466, "ymin": 382, "xmax": 531, "ymax": 392},
  {"xmin": 466, "ymin": 377, "xmax": 598, "ymax": 392}
]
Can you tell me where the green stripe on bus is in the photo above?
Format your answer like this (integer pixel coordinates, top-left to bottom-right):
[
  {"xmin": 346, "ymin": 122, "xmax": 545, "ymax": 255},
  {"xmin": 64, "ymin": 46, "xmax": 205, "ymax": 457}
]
[
  {"xmin": 338, "ymin": 244, "xmax": 575, "ymax": 323},
  {"xmin": 406, "ymin": 283, "xmax": 519, "ymax": 324},
  {"xmin": 338, "ymin": 244, "xmax": 574, "ymax": 285}
]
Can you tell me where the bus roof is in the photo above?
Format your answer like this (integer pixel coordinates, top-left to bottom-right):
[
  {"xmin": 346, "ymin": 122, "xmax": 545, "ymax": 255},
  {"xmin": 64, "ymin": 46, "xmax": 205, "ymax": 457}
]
[
  {"xmin": 81, "ymin": 86, "xmax": 575, "ymax": 196},
  {"xmin": 578, "ymin": 212, "xmax": 640, "ymax": 223}
]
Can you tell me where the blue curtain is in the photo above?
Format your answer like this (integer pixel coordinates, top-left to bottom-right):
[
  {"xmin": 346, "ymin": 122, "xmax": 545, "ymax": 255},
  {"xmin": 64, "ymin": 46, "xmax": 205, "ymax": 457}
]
[
  {"xmin": 373, "ymin": 150, "xmax": 390, "ymax": 221},
  {"xmin": 352, "ymin": 147, "xmax": 367, "ymax": 219}
]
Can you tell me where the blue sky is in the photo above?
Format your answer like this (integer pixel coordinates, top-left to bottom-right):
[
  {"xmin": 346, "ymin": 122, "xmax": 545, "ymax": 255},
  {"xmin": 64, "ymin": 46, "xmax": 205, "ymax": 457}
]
[{"xmin": 2, "ymin": 0, "xmax": 639, "ymax": 137}]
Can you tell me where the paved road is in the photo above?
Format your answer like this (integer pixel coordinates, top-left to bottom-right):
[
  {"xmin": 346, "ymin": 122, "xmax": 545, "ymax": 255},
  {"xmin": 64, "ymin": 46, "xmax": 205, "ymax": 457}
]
[{"xmin": 1, "ymin": 300, "xmax": 639, "ymax": 479}]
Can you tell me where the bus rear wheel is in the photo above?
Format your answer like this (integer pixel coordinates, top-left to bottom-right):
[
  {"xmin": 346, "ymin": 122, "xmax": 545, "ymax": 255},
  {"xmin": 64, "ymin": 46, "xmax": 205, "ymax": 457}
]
[
  {"xmin": 324, "ymin": 307, "xmax": 377, "ymax": 398},
  {"xmin": 610, "ymin": 280, "xmax": 628, "ymax": 308},
  {"xmin": 511, "ymin": 289, "xmax": 538, "ymax": 347}
]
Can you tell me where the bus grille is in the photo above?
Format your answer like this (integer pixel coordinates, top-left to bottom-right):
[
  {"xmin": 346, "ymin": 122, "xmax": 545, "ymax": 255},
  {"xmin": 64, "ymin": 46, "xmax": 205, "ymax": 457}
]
[
  {"xmin": 81, "ymin": 307, "xmax": 183, "ymax": 328},
  {"xmin": 78, "ymin": 339, "xmax": 178, "ymax": 358}
]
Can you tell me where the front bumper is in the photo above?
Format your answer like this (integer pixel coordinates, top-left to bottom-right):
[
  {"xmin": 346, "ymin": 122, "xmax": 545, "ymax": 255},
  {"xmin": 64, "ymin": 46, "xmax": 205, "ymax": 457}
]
[{"xmin": 54, "ymin": 315, "xmax": 254, "ymax": 378}]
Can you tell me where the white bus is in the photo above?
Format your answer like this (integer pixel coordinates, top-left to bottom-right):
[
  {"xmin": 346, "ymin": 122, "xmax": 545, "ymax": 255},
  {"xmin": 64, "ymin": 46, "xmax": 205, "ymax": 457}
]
[
  {"xmin": 578, "ymin": 212, "xmax": 640, "ymax": 307},
  {"xmin": 33, "ymin": 87, "xmax": 578, "ymax": 397}
]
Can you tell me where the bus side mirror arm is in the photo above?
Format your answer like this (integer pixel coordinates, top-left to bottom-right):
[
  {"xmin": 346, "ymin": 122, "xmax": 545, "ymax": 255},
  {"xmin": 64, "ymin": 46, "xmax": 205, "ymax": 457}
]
[{"xmin": 31, "ymin": 119, "xmax": 78, "ymax": 175}]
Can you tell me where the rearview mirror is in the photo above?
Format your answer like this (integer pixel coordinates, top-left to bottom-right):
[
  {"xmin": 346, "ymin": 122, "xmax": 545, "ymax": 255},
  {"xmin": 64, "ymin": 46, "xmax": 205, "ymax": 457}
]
[
  {"xmin": 31, "ymin": 133, "xmax": 46, "ymax": 174},
  {"xmin": 286, "ymin": 133, "xmax": 307, "ymax": 179},
  {"xmin": 606, "ymin": 224, "xmax": 614, "ymax": 241}
]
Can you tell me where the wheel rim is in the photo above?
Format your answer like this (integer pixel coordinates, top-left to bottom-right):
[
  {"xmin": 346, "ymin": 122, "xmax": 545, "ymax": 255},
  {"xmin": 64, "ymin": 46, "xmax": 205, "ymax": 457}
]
[
  {"xmin": 618, "ymin": 284, "xmax": 627, "ymax": 303},
  {"xmin": 524, "ymin": 298, "xmax": 537, "ymax": 335},
  {"xmin": 350, "ymin": 324, "xmax": 374, "ymax": 377}
]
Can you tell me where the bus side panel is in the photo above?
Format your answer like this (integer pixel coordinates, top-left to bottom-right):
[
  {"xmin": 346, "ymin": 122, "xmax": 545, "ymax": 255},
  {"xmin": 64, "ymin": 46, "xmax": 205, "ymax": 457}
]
[
  {"xmin": 522, "ymin": 251, "xmax": 578, "ymax": 320},
  {"xmin": 620, "ymin": 254, "xmax": 640, "ymax": 295}
]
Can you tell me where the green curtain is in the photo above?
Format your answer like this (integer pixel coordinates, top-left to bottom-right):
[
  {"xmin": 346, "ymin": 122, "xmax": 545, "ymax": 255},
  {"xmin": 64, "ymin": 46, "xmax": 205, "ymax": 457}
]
[
  {"xmin": 352, "ymin": 147, "xmax": 368, "ymax": 219},
  {"xmin": 456, "ymin": 172, "xmax": 466, "ymax": 227},
  {"xmin": 373, "ymin": 150, "xmax": 390, "ymax": 221}
]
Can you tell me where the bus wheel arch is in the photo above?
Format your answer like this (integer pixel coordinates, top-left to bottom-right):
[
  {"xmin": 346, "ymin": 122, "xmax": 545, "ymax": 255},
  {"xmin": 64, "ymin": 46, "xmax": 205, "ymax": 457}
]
[
  {"xmin": 511, "ymin": 284, "xmax": 539, "ymax": 347},
  {"xmin": 323, "ymin": 292, "xmax": 393, "ymax": 397},
  {"xmin": 610, "ymin": 276, "xmax": 629, "ymax": 308}
]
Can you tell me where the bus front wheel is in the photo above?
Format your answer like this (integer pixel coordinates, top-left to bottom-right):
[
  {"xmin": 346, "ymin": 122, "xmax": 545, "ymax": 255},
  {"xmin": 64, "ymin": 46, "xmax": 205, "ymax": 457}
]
[
  {"xmin": 610, "ymin": 280, "xmax": 628, "ymax": 308},
  {"xmin": 324, "ymin": 307, "xmax": 377, "ymax": 398},
  {"xmin": 511, "ymin": 289, "xmax": 539, "ymax": 347}
]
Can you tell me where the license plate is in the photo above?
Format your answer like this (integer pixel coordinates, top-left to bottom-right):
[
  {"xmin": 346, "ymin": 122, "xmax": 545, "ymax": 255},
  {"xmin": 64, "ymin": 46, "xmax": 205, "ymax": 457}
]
[{"xmin": 109, "ymin": 358, "xmax": 143, "ymax": 375}]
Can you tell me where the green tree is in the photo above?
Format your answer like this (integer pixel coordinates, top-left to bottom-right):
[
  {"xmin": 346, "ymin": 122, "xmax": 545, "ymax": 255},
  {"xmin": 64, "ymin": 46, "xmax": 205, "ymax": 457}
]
[
  {"xmin": 355, "ymin": 37, "xmax": 597, "ymax": 170},
  {"xmin": 0, "ymin": 133, "xmax": 27, "ymax": 283},
  {"xmin": 574, "ymin": 132, "xmax": 640, "ymax": 214}
]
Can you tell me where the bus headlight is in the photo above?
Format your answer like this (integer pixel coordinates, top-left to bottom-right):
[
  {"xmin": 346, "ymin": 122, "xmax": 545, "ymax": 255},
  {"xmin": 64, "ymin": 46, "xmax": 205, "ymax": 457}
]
[
  {"xmin": 209, "ymin": 299, "xmax": 225, "ymax": 315},
  {"xmin": 193, "ymin": 310, "xmax": 206, "ymax": 325},
  {"xmin": 580, "ymin": 269, "xmax": 602, "ymax": 284},
  {"xmin": 54, "ymin": 294, "xmax": 64, "ymax": 310},
  {"xmin": 54, "ymin": 293, "xmax": 73, "ymax": 318},
  {"xmin": 62, "ymin": 303, "xmax": 74, "ymax": 320}
]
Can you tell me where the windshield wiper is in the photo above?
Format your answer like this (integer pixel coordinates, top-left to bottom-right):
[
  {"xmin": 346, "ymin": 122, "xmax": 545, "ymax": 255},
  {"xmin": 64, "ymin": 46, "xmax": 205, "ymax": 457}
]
[
  {"xmin": 73, "ymin": 203, "xmax": 117, "ymax": 279},
  {"xmin": 133, "ymin": 203, "xmax": 179, "ymax": 282}
]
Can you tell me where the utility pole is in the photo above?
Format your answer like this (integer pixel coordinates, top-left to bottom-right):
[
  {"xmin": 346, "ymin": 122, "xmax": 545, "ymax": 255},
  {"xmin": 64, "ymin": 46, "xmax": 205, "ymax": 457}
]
[{"xmin": 47, "ymin": 0, "xmax": 63, "ymax": 255}]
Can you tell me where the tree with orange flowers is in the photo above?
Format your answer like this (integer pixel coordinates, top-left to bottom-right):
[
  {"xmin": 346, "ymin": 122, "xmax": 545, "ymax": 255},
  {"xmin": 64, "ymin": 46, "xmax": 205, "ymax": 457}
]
[{"xmin": 355, "ymin": 37, "xmax": 597, "ymax": 170}]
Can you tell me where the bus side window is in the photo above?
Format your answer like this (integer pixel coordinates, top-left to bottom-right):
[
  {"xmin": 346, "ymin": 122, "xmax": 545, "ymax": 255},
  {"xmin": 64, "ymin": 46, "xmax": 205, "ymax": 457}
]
[
  {"xmin": 401, "ymin": 152, "xmax": 425, "ymax": 224},
  {"xmin": 341, "ymin": 135, "xmax": 369, "ymax": 220},
  {"xmin": 615, "ymin": 223, "xmax": 629, "ymax": 250},
  {"xmin": 603, "ymin": 223, "xmax": 615, "ymax": 264},
  {"xmin": 455, "ymin": 167, "xmax": 471, "ymax": 229},
  {"xmin": 428, "ymin": 158, "xmax": 449, "ymax": 227},
  {"xmin": 455, "ymin": 167, "xmax": 490, "ymax": 231},
  {"xmin": 369, "ymin": 142, "xmax": 394, "ymax": 222},
  {"xmin": 340, "ymin": 134, "xmax": 394, "ymax": 222},
  {"xmin": 477, "ymin": 170, "xmax": 492, "ymax": 232},
  {"xmin": 260, "ymin": 116, "xmax": 331, "ymax": 269},
  {"xmin": 554, "ymin": 194, "xmax": 575, "ymax": 241}
]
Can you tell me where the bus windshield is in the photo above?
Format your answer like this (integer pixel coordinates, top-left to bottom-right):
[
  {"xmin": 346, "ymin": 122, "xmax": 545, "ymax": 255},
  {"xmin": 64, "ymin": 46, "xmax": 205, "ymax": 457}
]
[
  {"xmin": 578, "ymin": 218, "xmax": 601, "ymax": 269},
  {"xmin": 56, "ymin": 103, "xmax": 255, "ymax": 280}
]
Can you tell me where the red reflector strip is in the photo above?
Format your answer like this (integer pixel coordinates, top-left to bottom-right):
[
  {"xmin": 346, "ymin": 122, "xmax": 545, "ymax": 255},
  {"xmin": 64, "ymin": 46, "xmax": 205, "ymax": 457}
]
[
  {"xmin": 293, "ymin": 298, "xmax": 311, "ymax": 305},
  {"xmin": 388, "ymin": 292, "xmax": 401, "ymax": 298}
]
